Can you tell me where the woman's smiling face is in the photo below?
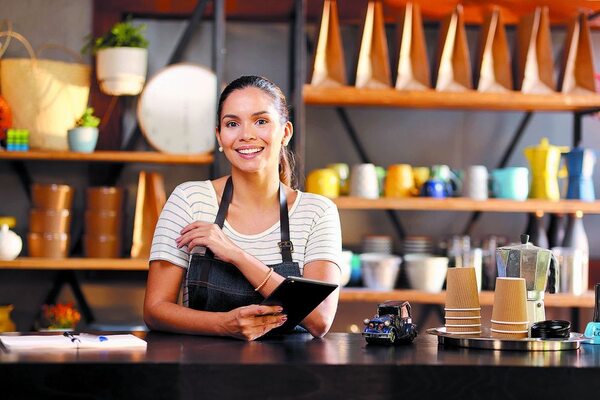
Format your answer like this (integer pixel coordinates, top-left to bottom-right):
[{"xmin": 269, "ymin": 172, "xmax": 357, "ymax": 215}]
[{"xmin": 217, "ymin": 87, "xmax": 291, "ymax": 176}]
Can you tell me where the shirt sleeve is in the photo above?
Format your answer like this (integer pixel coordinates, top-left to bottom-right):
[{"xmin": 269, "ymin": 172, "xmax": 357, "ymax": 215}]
[
  {"xmin": 303, "ymin": 198, "xmax": 342, "ymax": 269},
  {"xmin": 149, "ymin": 184, "xmax": 194, "ymax": 269}
]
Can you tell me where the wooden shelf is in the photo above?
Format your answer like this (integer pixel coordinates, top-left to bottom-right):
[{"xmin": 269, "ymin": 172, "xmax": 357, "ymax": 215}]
[
  {"xmin": 334, "ymin": 197, "xmax": 600, "ymax": 214},
  {"xmin": 340, "ymin": 288, "xmax": 595, "ymax": 308},
  {"xmin": 0, "ymin": 257, "xmax": 149, "ymax": 271},
  {"xmin": 107, "ymin": 0, "xmax": 600, "ymax": 27},
  {"xmin": 304, "ymin": 85, "xmax": 600, "ymax": 111},
  {"xmin": 0, "ymin": 150, "xmax": 214, "ymax": 165}
]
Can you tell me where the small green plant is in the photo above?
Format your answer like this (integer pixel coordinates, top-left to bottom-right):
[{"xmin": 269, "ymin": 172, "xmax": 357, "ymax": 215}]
[
  {"xmin": 82, "ymin": 18, "xmax": 148, "ymax": 55},
  {"xmin": 75, "ymin": 107, "xmax": 100, "ymax": 128}
]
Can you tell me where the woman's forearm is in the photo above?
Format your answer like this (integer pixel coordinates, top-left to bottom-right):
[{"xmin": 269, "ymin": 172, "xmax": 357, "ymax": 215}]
[{"xmin": 144, "ymin": 299, "xmax": 227, "ymax": 336}]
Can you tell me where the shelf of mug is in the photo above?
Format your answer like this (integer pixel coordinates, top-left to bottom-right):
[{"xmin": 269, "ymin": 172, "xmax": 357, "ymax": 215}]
[
  {"xmin": 333, "ymin": 197, "xmax": 600, "ymax": 214},
  {"xmin": 0, "ymin": 150, "xmax": 214, "ymax": 165},
  {"xmin": 0, "ymin": 257, "xmax": 149, "ymax": 271},
  {"xmin": 339, "ymin": 288, "xmax": 595, "ymax": 308},
  {"xmin": 304, "ymin": 85, "xmax": 600, "ymax": 112}
]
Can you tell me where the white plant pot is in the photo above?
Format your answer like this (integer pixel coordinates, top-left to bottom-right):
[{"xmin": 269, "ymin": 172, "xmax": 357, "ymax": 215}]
[{"xmin": 96, "ymin": 47, "xmax": 148, "ymax": 96}]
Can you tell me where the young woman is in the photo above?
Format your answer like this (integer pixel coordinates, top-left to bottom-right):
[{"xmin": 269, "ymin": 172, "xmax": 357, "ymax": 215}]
[{"xmin": 144, "ymin": 76, "xmax": 342, "ymax": 341}]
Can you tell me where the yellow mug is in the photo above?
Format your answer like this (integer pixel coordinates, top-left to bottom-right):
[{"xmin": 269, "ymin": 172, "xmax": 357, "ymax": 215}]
[
  {"xmin": 385, "ymin": 164, "xmax": 414, "ymax": 198},
  {"xmin": 412, "ymin": 167, "xmax": 430, "ymax": 195},
  {"xmin": 306, "ymin": 168, "xmax": 340, "ymax": 198}
]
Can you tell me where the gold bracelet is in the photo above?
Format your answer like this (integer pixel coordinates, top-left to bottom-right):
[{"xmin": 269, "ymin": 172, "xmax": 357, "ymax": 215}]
[{"xmin": 254, "ymin": 267, "xmax": 274, "ymax": 291}]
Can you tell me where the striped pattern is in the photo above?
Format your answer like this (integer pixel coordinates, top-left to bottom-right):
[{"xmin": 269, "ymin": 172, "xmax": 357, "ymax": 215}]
[{"xmin": 150, "ymin": 180, "xmax": 342, "ymax": 274}]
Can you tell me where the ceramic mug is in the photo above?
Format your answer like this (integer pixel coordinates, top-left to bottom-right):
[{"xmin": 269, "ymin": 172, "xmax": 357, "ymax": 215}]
[
  {"xmin": 350, "ymin": 163, "xmax": 379, "ymax": 199},
  {"xmin": 430, "ymin": 164, "xmax": 461, "ymax": 196},
  {"xmin": 375, "ymin": 166, "xmax": 386, "ymax": 196},
  {"xmin": 421, "ymin": 179, "xmax": 447, "ymax": 198},
  {"xmin": 327, "ymin": 163, "xmax": 350, "ymax": 196},
  {"xmin": 385, "ymin": 164, "xmax": 414, "ymax": 198},
  {"xmin": 491, "ymin": 167, "xmax": 529, "ymax": 200},
  {"xmin": 306, "ymin": 168, "xmax": 340, "ymax": 198},
  {"xmin": 412, "ymin": 167, "xmax": 430, "ymax": 194},
  {"xmin": 464, "ymin": 165, "xmax": 489, "ymax": 200}
]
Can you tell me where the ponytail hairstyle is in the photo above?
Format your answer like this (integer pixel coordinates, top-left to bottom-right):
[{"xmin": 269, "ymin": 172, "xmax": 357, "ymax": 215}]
[{"xmin": 217, "ymin": 75, "xmax": 296, "ymax": 188}]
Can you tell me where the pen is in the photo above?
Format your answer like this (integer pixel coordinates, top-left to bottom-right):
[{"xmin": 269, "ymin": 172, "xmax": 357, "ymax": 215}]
[
  {"xmin": 63, "ymin": 331, "xmax": 81, "ymax": 344},
  {"xmin": 79, "ymin": 333, "xmax": 108, "ymax": 342}
]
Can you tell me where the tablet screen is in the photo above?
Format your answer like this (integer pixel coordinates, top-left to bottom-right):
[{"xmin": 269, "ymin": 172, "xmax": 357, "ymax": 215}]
[{"xmin": 261, "ymin": 276, "xmax": 338, "ymax": 334}]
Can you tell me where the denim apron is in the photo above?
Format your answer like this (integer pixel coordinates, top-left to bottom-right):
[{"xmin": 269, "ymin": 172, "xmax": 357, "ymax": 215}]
[{"xmin": 186, "ymin": 177, "xmax": 300, "ymax": 312}]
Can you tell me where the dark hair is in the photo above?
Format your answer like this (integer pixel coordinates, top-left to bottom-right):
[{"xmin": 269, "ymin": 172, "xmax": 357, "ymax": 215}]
[{"xmin": 217, "ymin": 76, "xmax": 295, "ymax": 188}]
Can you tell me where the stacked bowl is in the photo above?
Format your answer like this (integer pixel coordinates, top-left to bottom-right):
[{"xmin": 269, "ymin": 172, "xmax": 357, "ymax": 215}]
[
  {"xmin": 362, "ymin": 235, "xmax": 393, "ymax": 254},
  {"xmin": 28, "ymin": 184, "xmax": 73, "ymax": 258},
  {"xmin": 444, "ymin": 267, "xmax": 481, "ymax": 335},
  {"xmin": 360, "ymin": 253, "xmax": 402, "ymax": 290},
  {"xmin": 84, "ymin": 187, "xmax": 124, "ymax": 258}
]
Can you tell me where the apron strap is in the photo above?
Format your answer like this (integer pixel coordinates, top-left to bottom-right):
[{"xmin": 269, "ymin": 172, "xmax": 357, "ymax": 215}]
[
  {"xmin": 205, "ymin": 176, "xmax": 293, "ymax": 262},
  {"xmin": 204, "ymin": 177, "xmax": 233, "ymax": 259},
  {"xmin": 278, "ymin": 182, "xmax": 293, "ymax": 262}
]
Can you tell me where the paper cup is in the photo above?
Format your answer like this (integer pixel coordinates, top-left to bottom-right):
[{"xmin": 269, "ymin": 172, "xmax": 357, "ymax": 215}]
[
  {"xmin": 491, "ymin": 328, "xmax": 528, "ymax": 339},
  {"xmin": 445, "ymin": 267, "xmax": 481, "ymax": 310},
  {"xmin": 446, "ymin": 317, "xmax": 482, "ymax": 326},
  {"xmin": 491, "ymin": 277, "xmax": 528, "ymax": 324}
]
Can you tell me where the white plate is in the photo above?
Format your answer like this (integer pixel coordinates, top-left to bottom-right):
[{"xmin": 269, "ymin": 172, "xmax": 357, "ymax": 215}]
[{"xmin": 137, "ymin": 63, "xmax": 217, "ymax": 154}]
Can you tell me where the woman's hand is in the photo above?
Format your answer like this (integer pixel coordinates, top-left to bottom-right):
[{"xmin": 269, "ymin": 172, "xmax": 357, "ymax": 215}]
[
  {"xmin": 221, "ymin": 305, "xmax": 288, "ymax": 341},
  {"xmin": 176, "ymin": 221, "xmax": 240, "ymax": 263}
]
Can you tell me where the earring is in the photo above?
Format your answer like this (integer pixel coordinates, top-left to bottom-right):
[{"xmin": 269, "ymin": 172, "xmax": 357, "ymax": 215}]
[{"xmin": 218, "ymin": 146, "xmax": 223, "ymax": 152}]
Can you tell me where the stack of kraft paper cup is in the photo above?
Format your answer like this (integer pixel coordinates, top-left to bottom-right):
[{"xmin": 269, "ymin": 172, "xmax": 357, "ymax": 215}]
[
  {"xmin": 490, "ymin": 277, "xmax": 529, "ymax": 339},
  {"xmin": 444, "ymin": 267, "xmax": 482, "ymax": 335},
  {"xmin": 84, "ymin": 187, "xmax": 124, "ymax": 258}
]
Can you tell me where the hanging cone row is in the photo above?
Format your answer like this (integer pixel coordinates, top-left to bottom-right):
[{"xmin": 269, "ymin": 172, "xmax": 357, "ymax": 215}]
[{"xmin": 309, "ymin": 1, "xmax": 596, "ymax": 94}]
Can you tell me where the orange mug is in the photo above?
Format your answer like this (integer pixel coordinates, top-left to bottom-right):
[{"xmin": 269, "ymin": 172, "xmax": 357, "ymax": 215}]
[
  {"xmin": 306, "ymin": 168, "xmax": 340, "ymax": 198},
  {"xmin": 385, "ymin": 164, "xmax": 414, "ymax": 198}
]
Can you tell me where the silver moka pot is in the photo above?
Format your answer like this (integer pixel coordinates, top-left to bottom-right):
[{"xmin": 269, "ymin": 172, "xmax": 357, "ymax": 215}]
[{"xmin": 496, "ymin": 234, "xmax": 555, "ymax": 324}]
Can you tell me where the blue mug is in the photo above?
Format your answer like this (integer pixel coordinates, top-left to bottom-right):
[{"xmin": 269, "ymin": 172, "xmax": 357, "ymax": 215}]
[{"xmin": 421, "ymin": 179, "xmax": 447, "ymax": 198}]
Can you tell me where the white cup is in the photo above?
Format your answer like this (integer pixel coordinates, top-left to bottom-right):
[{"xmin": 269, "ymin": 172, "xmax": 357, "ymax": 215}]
[
  {"xmin": 464, "ymin": 165, "xmax": 488, "ymax": 200},
  {"xmin": 350, "ymin": 164, "xmax": 380, "ymax": 199}
]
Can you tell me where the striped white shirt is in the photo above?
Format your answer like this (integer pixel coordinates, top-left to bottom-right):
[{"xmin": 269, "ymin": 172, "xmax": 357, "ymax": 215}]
[{"xmin": 150, "ymin": 180, "xmax": 342, "ymax": 274}]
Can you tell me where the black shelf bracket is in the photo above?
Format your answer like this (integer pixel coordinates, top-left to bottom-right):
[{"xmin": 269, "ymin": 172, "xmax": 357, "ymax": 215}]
[
  {"xmin": 462, "ymin": 111, "xmax": 533, "ymax": 235},
  {"xmin": 336, "ymin": 107, "xmax": 406, "ymax": 240}
]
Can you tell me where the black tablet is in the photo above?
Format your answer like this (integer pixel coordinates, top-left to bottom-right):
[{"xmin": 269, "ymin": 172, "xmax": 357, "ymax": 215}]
[{"xmin": 261, "ymin": 276, "xmax": 338, "ymax": 334}]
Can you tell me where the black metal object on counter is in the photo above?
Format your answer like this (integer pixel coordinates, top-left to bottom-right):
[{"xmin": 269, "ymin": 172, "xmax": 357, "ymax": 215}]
[{"xmin": 530, "ymin": 320, "xmax": 571, "ymax": 339}]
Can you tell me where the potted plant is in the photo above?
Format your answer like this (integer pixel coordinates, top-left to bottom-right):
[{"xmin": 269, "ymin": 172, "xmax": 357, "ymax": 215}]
[
  {"xmin": 67, "ymin": 107, "xmax": 100, "ymax": 153},
  {"xmin": 84, "ymin": 19, "xmax": 149, "ymax": 96},
  {"xmin": 40, "ymin": 302, "xmax": 81, "ymax": 331}
]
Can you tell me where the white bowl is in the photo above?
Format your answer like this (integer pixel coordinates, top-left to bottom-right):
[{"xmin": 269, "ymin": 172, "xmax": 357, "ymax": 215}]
[
  {"xmin": 404, "ymin": 254, "xmax": 449, "ymax": 293},
  {"xmin": 360, "ymin": 253, "xmax": 402, "ymax": 290}
]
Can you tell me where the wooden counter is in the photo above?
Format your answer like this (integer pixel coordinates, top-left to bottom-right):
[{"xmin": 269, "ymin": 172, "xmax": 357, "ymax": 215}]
[{"xmin": 1, "ymin": 332, "xmax": 599, "ymax": 399}]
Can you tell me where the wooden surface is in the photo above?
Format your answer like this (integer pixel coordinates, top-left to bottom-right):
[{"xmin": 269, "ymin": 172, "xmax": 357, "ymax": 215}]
[
  {"xmin": 0, "ymin": 150, "xmax": 214, "ymax": 164},
  {"xmin": 99, "ymin": 0, "xmax": 600, "ymax": 26},
  {"xmin": 304, "ymin": 85, "xmax": 600, "ymax": 111},
  {"xmin": 340, "ymin": 288, "xmax": 596, "ymax": 308},
  {"xmin": 1, "ymin": 332, "xmax": 600, "ymax": 399},
  {"xmin": 0, "ymin": 257, "xmax": 149, "ymax": 271},
  {"xmin": 334, "ymin": 196, "xmax": 600, "ymax": 213}
]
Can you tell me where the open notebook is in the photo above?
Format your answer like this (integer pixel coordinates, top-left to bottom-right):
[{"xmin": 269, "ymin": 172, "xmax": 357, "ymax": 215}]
[{"xmin": 0, "ymin": 333, "xmax": 147, "ymax": 351}]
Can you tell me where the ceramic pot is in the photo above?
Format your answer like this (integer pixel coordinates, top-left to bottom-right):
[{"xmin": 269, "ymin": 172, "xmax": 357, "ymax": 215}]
[
  {"xmin": 96, "ymin": 47, "xmax": 148, "ymax": 95},
  {"xmin": 67, "ymin": 127, "xmax": 98, "ymax": 153},
  {"xmin": 0, "ymin": 224, "xmax": 22, "ymax": 260}
]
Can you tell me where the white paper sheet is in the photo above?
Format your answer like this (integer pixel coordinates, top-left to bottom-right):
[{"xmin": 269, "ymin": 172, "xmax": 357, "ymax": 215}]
[{"xmin": 0, "ymin": 333, "xmax": 147, "ymax": 351}]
